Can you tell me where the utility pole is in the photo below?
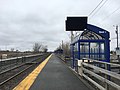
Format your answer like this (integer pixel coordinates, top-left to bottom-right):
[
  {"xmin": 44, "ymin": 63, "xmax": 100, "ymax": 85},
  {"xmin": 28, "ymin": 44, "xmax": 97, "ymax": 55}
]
[
  {"xmin": 116, "ymin": 25, "xmax": 119, "ymax": 49},
  {"xmin": 115, "ymin": 25, "xmax": 120, "ymax": 73},
  {"xmin": 62, "ymin": 40, "xmax": 63, "ymax": 50},
  {"xmin": 71, "ymin": 31, "xmax": 74, "ymax": 43}
]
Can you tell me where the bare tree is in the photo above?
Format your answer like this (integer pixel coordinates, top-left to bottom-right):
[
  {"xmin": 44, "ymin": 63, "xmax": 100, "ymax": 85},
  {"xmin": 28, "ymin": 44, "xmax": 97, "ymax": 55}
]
[
  {"xmin": 42, "ymin": 45, "xmax": 48, "ymax": 53},
  {"xmin": 33, "ymin": 43, "xmax": 42, "ymax": 53},
  {"xmin": 56, "ymin": 42, "xmax": 70, "ymax": 56},
  {"xmin": 62, "ymin": 42, "xmax": 70, "ymax": 56},
  {"xmin": 11, "ymin": 48, "xmax": 14, "ymax": 52}
]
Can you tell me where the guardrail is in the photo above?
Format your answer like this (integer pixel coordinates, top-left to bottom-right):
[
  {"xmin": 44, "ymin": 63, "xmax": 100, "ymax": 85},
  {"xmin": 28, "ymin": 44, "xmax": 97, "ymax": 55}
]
[
  {"xmin": 0, "ymin": 54, "xmax": 43, "ymax": 62},
  {"xmin": 77, "ymin": 58, "xmax": 120, "ymax": 90}
]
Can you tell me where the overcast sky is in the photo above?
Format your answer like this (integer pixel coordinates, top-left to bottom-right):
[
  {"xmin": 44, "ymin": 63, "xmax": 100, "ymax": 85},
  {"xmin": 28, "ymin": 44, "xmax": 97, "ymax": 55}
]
[{"xmin": 0, "ymin": 0, "xmax": 120, "ymax": 51}]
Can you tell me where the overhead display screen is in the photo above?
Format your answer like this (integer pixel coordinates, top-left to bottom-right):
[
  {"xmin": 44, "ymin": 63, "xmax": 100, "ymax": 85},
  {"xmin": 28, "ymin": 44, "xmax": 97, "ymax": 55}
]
[{"xmin": 66, "ymin": 17, "xmax": 87, "ymax": 31}]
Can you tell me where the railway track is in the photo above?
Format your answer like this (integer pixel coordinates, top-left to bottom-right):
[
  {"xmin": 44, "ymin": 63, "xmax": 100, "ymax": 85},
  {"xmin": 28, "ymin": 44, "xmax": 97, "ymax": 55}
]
[
  {"xmin": 0, "ymin": 53, "xmax": 50, "ymax": 90},
  {"xmin": 0, "ymin": 54, "xmax": 43, "ymax": 72}
]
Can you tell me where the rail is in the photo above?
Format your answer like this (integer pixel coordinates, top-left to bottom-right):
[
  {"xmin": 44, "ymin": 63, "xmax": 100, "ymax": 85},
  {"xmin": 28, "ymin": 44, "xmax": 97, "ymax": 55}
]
[
  {"xmin": 0, "ymin": 53, "xmax": 43, "ymax": 61},
  {"xmin": 77, "ymin": 58, "xmax": 120, "ymax": 90},
  {"xmin": 0, "ymin": 53, "xmax": 50, "ymax": 89}
]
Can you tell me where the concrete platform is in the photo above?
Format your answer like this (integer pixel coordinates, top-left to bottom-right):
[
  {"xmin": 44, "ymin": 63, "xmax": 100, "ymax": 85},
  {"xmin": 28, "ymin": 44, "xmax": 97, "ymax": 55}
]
[{"xmin": 30, "ymin": 54, "xmax": 89, "ymax": 90}]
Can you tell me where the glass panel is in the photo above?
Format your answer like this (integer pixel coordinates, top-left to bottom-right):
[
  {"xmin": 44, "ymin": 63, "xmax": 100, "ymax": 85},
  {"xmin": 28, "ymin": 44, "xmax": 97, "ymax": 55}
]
[
  {"xmin": 85, "ymin": 55, "xmax": 89, "ymax": 58},
  {"xmin": 79, "ymin": 42, "xmax": 105, "ymax": 60},
  {"xmin": 90, "ymin": 42, "xmax": 99, "ymax": 53},
  {"xmin": 80, "ymin": 55, "xmax": 84, "ymax": 59},
  {"xmin": 100, "ymin": 43, "xmax": 104, "ymax": 53},
  {"xmin": 80, "ymin": 42, "xmax": 89, "ymax": 53},
  {"xmin": 74, "ymin": 43, "xmax": 78, "ymax": 52}
]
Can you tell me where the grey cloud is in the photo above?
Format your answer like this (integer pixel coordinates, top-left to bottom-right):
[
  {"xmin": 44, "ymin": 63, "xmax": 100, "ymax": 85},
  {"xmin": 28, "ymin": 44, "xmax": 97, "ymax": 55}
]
[{"xmin": 0, "ymin": 0, "xmax": 119, "ymax": 51}]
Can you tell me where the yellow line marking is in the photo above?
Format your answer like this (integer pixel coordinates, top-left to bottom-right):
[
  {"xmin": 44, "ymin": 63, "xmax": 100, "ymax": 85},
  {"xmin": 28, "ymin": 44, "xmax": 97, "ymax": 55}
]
[{"xmin": 13, "ymin": 54, "xmax": 52, "ymax": 90}]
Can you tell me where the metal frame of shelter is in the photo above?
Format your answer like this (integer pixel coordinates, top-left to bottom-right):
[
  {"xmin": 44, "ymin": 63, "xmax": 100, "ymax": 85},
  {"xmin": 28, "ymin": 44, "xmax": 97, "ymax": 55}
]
[{"xmin": 71, "ymin": 24, "xmax": 110, "ymax": 69}]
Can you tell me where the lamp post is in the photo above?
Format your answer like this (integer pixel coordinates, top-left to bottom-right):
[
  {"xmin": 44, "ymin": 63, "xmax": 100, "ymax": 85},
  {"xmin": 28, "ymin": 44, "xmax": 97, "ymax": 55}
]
[
  {"xmin": 115, "ymin": 25, "xmax": 120, "ymax": 74},
  {"xmin": 71, "ymin": 31, "xmax": 74, "ymax": 43},
  {"xmin": 115, "ymin": 25, "xmax": 119, "ymax": 55},
  {"xmin": 116, "ymin": 25, "xmax": 119, "ymax": 49}
]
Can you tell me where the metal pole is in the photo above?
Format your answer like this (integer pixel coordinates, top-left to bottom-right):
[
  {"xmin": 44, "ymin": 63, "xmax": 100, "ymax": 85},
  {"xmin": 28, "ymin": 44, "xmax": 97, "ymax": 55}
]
[
  {"xmin": 71, "ymin": 31, "xmax": 74, "ymax": 68},
  {"xmin": 62, "ymin": 40, "xmax": 63, "ymax": 50},
  {"xmin": 116, "ymin": 25, "xmax": 119, "ymax": 59},
  {"xmin": 116, "ymin": 25, "xmax": 120, "ymax": 73},
  {"xmin": 116, "ymin": 25, "xmax": 119, "ymax": 49},
  {"xmin": 71, "ymin": 31, "xmax": 74, "ymax": 43}
]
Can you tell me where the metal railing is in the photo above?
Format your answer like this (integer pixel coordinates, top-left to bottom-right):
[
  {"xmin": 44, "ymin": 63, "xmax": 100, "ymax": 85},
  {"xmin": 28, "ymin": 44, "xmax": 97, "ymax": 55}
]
[
  {"xmin": 77, "ymin": 58, "xmax": 120, "ymax": 90},
  {"xmin": 0, "ymin": 53, "xmax": 43, "ymax": 62}
]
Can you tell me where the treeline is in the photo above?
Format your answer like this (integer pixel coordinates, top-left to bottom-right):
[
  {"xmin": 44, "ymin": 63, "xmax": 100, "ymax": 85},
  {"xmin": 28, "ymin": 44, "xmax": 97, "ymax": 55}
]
[{"xmin": 56, "ymin": 41, "xmax": 70, "ymax": 57}]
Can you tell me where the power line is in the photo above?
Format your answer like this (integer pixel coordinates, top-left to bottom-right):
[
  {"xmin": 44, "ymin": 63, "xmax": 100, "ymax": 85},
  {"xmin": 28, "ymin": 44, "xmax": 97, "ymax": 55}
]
[
  {"xmin": 96, "ymin": 7, "xmax": 120, "ymax": 26},
  {"xmin": 88, "ymin": 0, "xmax": 104, "ymax": 16},
  {"xmin": 117, "ymin": 15, "xmax": 120, "ymax": 24},
  {"xmin": 101, "ymin": 6, "xmax": 120, "ymax": 22},
  {"xmin": 89, "ymin": 0, "xmax": 108, "ymax": 19}
]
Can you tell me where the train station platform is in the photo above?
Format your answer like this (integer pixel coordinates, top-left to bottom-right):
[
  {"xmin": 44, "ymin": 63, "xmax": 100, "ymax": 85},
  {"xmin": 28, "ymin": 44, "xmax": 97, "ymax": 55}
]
[{"xmin": 14, "ymin": 54, "xmax": 90, "ymax": 90}]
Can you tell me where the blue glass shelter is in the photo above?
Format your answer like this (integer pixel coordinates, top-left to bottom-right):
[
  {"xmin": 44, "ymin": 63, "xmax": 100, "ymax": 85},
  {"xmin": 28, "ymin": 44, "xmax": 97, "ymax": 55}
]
[{"xmin": 71, "ymin": 24, "xmax": 110, "ymax": 68}]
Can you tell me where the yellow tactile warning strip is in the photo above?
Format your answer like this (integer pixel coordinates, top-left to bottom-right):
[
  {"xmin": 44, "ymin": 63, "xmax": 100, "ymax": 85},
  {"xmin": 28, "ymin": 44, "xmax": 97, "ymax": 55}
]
[{"xmin": 13, "ymin": 54, "xmax": 52, "ymax": 90}]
